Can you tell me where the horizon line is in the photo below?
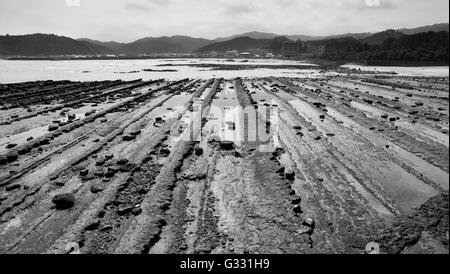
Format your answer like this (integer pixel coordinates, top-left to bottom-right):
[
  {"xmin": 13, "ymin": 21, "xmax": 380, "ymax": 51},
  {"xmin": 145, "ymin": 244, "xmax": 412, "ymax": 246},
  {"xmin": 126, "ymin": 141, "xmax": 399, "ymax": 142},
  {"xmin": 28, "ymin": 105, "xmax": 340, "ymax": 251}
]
[{"xmin": 0, "ymin": 22, "xmax": 448, "ymax": 44}]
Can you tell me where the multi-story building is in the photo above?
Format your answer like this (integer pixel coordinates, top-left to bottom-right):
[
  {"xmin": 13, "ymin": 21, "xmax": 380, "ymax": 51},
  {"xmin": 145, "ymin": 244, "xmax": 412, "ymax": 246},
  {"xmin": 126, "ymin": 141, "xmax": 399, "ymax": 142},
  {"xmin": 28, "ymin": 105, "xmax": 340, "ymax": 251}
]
[{"xmin": 281, "ymin": 41, "xmax": 304, "ymax": 58}]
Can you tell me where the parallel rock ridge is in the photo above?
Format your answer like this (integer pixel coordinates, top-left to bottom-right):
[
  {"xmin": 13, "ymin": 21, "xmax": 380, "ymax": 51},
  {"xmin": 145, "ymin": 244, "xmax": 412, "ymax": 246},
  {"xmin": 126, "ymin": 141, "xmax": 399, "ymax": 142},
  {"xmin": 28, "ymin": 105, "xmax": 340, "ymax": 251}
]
[{"xmin": 0, "ymin": 75, "xmax": 448, "ymax": 254}]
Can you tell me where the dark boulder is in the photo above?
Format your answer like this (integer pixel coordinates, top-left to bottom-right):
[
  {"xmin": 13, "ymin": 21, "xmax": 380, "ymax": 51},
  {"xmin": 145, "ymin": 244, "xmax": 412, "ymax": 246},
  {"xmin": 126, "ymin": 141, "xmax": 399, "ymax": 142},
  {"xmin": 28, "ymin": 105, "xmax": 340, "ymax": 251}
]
[
  {"xmin": 52, "ymin": 193, "xmax": 75, "ymax": 209},
  {"xmin": 117, "ymin": 206, "xmax": 133, "ymax": 216},
  {"xmin": 291, "ymin": 197, "xmax": 301, "ymax": 205},
  {"xmin": 18, "ymin": 146, "xmax": 31, "ymax": 155},
  {"xmin": 96, "ymin": 157, "xmax": 106, "ymax": 166},
  {"xmin": 293, "ymin": 205, "xmax": 302, "ymax": 214},
  {"xmin": 122, "ymin": 135, "xmax": 136, "ymax": 141},
  {"xmin": 105, "ymin": 154, "xmax": 114, "ymax": 160},
  {"xmin": 117, "ymin": 159, "xmax": 129, "ymax": 165},
  {"xmin": 84, "ymin": 220, "xmax": 100, "ymax": 231},
  {"xmin": 54, "ymin": 180, "xmax": 65, "ymax": 187},
  {"xmin": 132, "ymin": 207, "xmax": 142, "ymax": 216},
  {"xmin": 6, "ymin": 143, "xmax": 17, "ymax": 149},
  {"xmin": 6, "ymin": 153, "xmax": 18, "ymax": 163},
  {"xmin": 5, "ymin": 184, "xmax": 21, "ymax": 191},
  {"xmin": 104, "ymin": 170, "xmax": 115, "ymax": 178},
  {"xmin": 219, "ymin": 141, "xmax": 235, "ymax": 150},
  {"xmin": 119, "ymin": 163, "xmax": 136, "ymax": 172},
  {"xmin": 80, "ymin": 169, "xmax": 89, "ymax": 176},
  {"xmin": 194, "ymin": 147, "xmax": 204, "ymax": 156},
  {"xmin": 48, "ymin": 125, "xmax": 59, "ymax": 131},
  {"xmin": 130, "ymin": 130, "xmax": 141, "ymax": 136},
  {"xmin": 0, "ymin": 156, "xmax": 8, "ymax": 165},
  {"xmin": 90, "ymin": 184, "xmax": 105, "ymax": 194},
  {"xmin": 160, "ymin": 148, "xmax": 171, "ymax": 157},
  {"xmin": 285, "ymin": 172, "xmax": 295, "ymax": 181}
]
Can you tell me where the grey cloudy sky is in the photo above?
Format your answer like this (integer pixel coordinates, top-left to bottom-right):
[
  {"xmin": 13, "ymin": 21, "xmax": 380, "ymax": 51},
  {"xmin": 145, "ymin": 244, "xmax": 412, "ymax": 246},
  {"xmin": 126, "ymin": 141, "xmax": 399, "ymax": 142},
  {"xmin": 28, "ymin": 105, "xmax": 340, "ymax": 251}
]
[{"xmin": 0, "ymin": 0, "xmax": 448, "ymax": 42}]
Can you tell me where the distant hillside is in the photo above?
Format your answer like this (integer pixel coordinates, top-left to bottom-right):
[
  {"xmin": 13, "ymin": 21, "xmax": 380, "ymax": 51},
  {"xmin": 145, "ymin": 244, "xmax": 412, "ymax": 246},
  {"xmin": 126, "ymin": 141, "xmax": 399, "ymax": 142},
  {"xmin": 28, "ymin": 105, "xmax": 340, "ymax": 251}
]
[
  {"xmin": 215, "ymin": 31, "xmax": 372, "ymax": 42},
  {"xmin": 309, "ymin": 31, "xmax": 449, "ymax": 64},
  {"xmin": 0, "ymin": 34, "xmax": 113, "ymax": 56},
  {"xmin": 78, "ymin": 38, "xmax": 125, "ymax": 52},
  {"xmin": 300, "ymin": 23, "xmax": 448, "ymax": 41},
  {"xmin": 212, "ymin": 23, "xmax": 449, "ymax": 42},
  {"xmin": 286, "ymin": 33, "xmax": 373, "ymax": 41},
  {"xmin": 398, "ymin": 23, "xmax": 449, "ymax": 35},
  {"xmin": 214, "ymin": 31, "xmax": 280, "ymax": 42},
  {"xmin": 79, "ymin": 36, "xmax": 212, "ymax": 54},
  {"xmin": 78, "ymin": 40, "xmax": 116, "ymax": 54},
  {"xmin": 361, "ymin": 29, "xmax": 405, "ymax": 45},
  {"xmin": 116, "ymin": 36, "xmax": 212, "ymax": 55},
  {"xmin": 195, "ymin": 36, "xmax": 291, "ymax": 53}
]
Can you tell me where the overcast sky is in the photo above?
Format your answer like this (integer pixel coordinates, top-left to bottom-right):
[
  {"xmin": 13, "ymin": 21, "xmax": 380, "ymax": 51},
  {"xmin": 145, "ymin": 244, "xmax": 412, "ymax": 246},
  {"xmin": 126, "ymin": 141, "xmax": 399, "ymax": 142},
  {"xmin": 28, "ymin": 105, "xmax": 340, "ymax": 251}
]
[{"xmin": 0, "ymin": 0, "xmax": 448, "ymax": 42}]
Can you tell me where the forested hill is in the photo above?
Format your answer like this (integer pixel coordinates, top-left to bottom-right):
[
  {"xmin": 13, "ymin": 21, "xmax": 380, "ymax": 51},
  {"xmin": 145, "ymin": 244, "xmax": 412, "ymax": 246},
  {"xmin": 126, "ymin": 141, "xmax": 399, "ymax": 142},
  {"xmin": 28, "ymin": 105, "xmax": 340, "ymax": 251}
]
[
  {"xmin": 0, "ymin": 34, "xmax": 113, "ymax": 56},
  {"xmin": 309, "ymin": 31, "xmax": 449, "ymax": 64}
]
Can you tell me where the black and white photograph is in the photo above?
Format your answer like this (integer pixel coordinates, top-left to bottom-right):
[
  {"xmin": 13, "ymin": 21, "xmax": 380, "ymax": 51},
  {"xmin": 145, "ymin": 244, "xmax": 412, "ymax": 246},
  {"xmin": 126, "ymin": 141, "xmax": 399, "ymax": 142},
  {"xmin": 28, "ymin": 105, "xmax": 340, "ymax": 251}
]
[{"xmin": 0, "ymin": 0, "xmax": 448, "ymax": 264}]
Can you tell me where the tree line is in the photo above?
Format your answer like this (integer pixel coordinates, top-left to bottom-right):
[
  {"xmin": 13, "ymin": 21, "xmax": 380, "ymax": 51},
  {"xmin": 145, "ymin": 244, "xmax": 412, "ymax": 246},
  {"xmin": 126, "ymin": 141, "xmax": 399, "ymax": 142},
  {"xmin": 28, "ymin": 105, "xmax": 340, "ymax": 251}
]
[{"xmin": 309, "ymin": 31, "xmax": 449, "ymax": 64}]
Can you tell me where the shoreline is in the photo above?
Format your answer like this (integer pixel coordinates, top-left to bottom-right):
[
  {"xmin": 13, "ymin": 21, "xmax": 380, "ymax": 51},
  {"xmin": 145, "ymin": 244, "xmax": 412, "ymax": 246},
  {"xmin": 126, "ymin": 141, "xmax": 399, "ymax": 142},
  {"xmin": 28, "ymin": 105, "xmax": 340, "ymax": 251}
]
[{"xmin": 1, "ymin": 56, "xmax": 448, "ymax": 68}]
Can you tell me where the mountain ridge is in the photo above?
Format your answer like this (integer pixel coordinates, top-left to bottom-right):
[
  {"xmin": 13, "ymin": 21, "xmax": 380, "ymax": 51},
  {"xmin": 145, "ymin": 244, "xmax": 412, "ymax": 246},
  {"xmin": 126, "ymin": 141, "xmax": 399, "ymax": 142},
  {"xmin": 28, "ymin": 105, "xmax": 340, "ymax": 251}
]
[
  {"xmin": 212, "ymin": 23, "xmax": 448, "ymax": 42},
  {"xmin": 0, "ymin": 23, "xmax": 448, "ymax": 57}
]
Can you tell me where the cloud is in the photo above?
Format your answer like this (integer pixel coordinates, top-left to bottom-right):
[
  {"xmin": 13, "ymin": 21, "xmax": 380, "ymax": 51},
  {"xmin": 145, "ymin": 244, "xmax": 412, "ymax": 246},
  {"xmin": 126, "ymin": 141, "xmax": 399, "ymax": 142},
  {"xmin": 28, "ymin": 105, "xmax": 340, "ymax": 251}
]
[
  {"xmin": 223, "ymin": 1, "xmax": 255, "ymax": 16},
  {"xmin": 125, "ymin": 3, "xmax": 152, "ymax": 11},
  {"xmin": 357, "ymin": 0, "xmax": 401, "ymax": 10},
  {"xmin": 125, "ymin": 0, "xmax": 172, "ymax": 12},
  {"xmin": 147, "ymin": 0, "xmax": 172, "ymax": 7},
  {"xmin": 275, "ymin": 0, "xmax": 297, "ymax": 7},
  {"xmin": 0, "ymin": 0, "xmax": 448, "ymax": 41}
]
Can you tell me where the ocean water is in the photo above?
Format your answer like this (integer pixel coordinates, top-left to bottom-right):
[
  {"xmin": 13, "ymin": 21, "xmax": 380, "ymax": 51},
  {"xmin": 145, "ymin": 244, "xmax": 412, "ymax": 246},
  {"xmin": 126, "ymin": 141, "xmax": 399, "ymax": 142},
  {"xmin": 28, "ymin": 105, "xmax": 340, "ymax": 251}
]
[
  {"xmin": 0, "ymin": 58, "xmax": 319, "ymax": 83},
  {"xmin": 0, "ymin": 59, "xmax": 447, "ymax": 83}
]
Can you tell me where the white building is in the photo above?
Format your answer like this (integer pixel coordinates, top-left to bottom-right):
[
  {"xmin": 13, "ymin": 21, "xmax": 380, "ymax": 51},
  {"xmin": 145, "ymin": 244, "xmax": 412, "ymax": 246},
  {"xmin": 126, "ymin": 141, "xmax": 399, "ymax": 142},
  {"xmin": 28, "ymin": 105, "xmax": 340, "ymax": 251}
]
[
  {"xmin": 239, "ymin": 52, "xmax": 252, "ymax": 58},
  {"xmin": 224, "ymin": 50, "xmax": 238, "ymax": 58}
]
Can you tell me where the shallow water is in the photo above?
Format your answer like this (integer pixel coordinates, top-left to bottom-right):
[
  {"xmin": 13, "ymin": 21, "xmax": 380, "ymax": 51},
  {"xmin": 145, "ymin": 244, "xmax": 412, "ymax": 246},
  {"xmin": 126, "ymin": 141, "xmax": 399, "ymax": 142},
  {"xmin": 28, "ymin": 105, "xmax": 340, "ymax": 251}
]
[
  {"xmin": 327, "ymin": 107, "xmax": 449, "ymax": 191},
  {"xmin": 203, "ymin": 81, "xmax": 243, "ymax": 145},
  {"xmin": 374, "ymin": 162, "xmax": 439, "ymax": 212},
  {"xmin": 351, "ymin": 101, "xmax": 386, "ymax": 118},
  {"xmin": 286, "ymin": 98, "xmax": 442, "ymax": 213},
  {"xmin": 0, "ymin": 125, "xmax": 48, "ymax": 154},
  {"xmin": 351, "ymin": 101, "xmax": 449, "ymax": 147},
  {"xmin": 341, "ymin": 64, "xmax": 449, "ymax": 77}
]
